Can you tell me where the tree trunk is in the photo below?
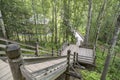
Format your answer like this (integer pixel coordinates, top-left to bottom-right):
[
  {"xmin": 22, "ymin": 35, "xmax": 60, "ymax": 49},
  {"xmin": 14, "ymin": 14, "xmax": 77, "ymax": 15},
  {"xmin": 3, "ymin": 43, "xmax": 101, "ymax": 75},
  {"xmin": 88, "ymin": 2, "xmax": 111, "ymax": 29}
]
[
  {"xmin": 0, "ymin": 10, "xmax": 8, "ymax": 44},
  {"xmin": 94, "ymin": 0, "xmax": 107, "ymax": 51},
  {"xmin": 100, "ymin": 15, "xmax": 120, "ymax": 80},
  {"xmin": 84, "ymin": 0, "xmax": 92, "ymax": 46},
  {"xmin": 54, "ymin": 0, "xmax": 57, "ymax": 44},
  {"xmin": 31, "ymin": 0, "xmax": 38, "ymax": 41}
]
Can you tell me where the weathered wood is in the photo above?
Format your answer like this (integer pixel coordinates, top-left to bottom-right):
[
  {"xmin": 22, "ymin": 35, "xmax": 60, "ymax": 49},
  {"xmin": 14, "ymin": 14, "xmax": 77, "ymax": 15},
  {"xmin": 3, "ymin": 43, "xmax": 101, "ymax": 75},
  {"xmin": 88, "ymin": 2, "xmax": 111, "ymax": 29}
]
[
  {"xmin": 76, "ymin": 53, "xmax": 78, "ymax": 62},
  {"xmin": 0, "ymin": 59, "xmax": 13, "ymax": 80},
  {"xmin": 52, "ymin": 47, "xmax": 54, "ymax": 56},
  {"xmin": 0, "ymin": 37, "xmax": 35, "ymax": 49},
  {"xmin": 35, "ymin": 42, "xmax": 39, "ymax": 56},
  {"xmin": 66, "ymin": 71, "xmax": 81, "ymax": 79},
  {"xmin": 23, "ymin": 58, "xmax": 67, "ymax": 73},
  {"xmin": 61, "ymin": 45, "xmax": 95, "ymax": 65},
  {"xmin": 20, "ymin": 57, "xmax": 67, "ymax": 80},
  {"xmin": 58, "ymin": 50, "xmax": 61, "ymax": 56},
  {"xmin": 65, "ymin": 50, "xmax": 71, "ymax": 80},
  {"xmin": 0, "ymin": 43, "xmax": 35, "ymax": 53},
  {"xmin": 73, "ymin": 52, "xmax": 76, "ymax": 67},
  {"xmin": 6, "ymin": 44, "xmax": 25, "ymax": 80}
]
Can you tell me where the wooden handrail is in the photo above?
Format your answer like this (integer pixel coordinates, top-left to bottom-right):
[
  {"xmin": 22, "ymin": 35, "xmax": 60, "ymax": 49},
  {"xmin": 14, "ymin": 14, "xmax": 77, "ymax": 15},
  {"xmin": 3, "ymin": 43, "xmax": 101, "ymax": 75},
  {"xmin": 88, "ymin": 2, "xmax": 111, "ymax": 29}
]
[
  {"xmin": 0, "ymin": 37, "xmax": 35, "ymax": 49},
  {"xmin": 0, "ymin": 38, "xmax": 54, "ymax": 54},
  {"xmin": 6, "ymin": 44, "xmax": 25, "ymax": 80},
  {"xmin": 78, "ymin": 55, "xmax": 94, "ymax": 58},
  {"xmin": 0, "ymin": 38, "xmax": 50, "ymax": 50},
  {"xmin": 0, "ymin": 43, "xmax": 35, "ymax": 52}
]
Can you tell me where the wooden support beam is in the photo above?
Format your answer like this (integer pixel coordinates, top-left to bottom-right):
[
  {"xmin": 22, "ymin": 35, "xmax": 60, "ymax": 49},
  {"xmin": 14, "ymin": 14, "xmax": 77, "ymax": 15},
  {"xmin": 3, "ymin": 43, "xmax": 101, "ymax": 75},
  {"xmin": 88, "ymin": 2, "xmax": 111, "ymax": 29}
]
[
  {"xmin": 35, "ymin": 42, "xmax": 39, "ymax": 56},
  {"xmin": 65, "ymin": 50, "xmax": 71, "ymax": 80},
  {"xmin": 6, "ymin": 44, "xmax": 25, "ymax": 80},
  {"xmin": 52, "ymin": 47, "xmax": 54, "ymax": 56},
  {"xmin": 66, "ymin": 64, "xmax": 82, "ymax": 79},
  {"xmin": 59, "ymin": 50, "xmax": 61, "ymax": 56},
  {"xmin": 73, "ymin": 52, "xmax": 76, "ymax": 67},
  {"xmin": 66, "ymin": 71, "xmax": 82, "ymax": 79},
  {"xmin": 76, "ymin": 53, "xmax": 78, "ymax": 62},
  {"xmin": 76, "ymin": 53, "xmax": 86, "ymax": 69}
]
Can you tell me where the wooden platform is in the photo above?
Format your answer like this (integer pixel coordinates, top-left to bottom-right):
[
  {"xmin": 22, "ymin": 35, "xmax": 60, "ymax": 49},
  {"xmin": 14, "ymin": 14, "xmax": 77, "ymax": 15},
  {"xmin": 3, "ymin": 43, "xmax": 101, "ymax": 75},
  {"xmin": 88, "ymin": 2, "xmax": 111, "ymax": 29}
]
[
  {"xmin": 0, "ymin": 60, "xmax": 13, "ymax": 80},
  {"xmin": 20, "ymin": 58, "xmax": 69, "ymax": 80},
  {"xmin": 61, "ymin": 44, "xmax": 95, "ymax": 65}
]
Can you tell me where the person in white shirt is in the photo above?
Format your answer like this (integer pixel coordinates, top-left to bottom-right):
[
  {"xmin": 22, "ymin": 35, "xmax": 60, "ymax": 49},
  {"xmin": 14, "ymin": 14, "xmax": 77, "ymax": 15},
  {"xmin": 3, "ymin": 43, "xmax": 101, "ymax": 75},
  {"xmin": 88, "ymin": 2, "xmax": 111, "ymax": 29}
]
[{"xmin": 73, "ymin": 30, "xmax": 83, "ymax": 46}]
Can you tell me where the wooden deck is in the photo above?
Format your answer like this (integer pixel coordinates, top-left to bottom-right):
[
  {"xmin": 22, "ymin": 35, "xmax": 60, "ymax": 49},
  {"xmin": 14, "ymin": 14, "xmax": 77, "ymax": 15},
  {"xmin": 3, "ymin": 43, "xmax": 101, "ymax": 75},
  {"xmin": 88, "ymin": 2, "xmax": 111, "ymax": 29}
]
[
  {"xmin": 61, "ymin": 44, "xmax": 95, "ymax": 65},
  {"xmin": 20, "ymin": 58, "xmax": 69, "ymax": 80},
  {"xmin": 0, "ymin": 42, "xmax": 95, "ymax": 80},
  {"xmin": 0, "ymin": 60, "xmax": 13, "ymax": 80}
]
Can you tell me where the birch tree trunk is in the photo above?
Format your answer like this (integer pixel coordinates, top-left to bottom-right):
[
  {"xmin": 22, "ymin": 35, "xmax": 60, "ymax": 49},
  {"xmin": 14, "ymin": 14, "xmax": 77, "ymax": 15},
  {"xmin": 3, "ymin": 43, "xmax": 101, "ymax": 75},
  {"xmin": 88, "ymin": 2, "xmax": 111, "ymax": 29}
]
[
  {"xmin": 84, "ymin": 0, "xmax": 92, "ymax": 46},
  {"xmin": 51, "ymin": 1, "xmax": 54, "ymax": 45},
  {"xmin": 0, "ymin": 11, "xmax": 7, "ymax": 38},
  {"xmin": 54, "ymin": 0, "xmax": 58, "ymax": 44},
  {"xmin": 100, "ymin": 15, "xmax": 120, "ymax": 80},
  {"xmin": 0, "ymin": 10, "xmax": 8, "ymax": 44},
  {"xmin": 94, "ymin": 0, "xmax": 107, "ymax": 51}
]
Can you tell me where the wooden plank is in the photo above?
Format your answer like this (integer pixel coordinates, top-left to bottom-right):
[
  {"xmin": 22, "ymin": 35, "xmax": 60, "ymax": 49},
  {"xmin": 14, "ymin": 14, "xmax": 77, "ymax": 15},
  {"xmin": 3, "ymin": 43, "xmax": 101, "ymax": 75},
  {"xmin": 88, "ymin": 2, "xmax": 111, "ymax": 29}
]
[
  {"xmin": 0, "ymin": 44, "xmax": 6, "ymax": 48},
  {"xmin": 78, "ymin": 60, "xmax": 94, "ymax": 65},
  {"xmin": 0, "ymin": 64, "xmax": 8, "ymax": 71},
  {"xmin": 0, "ymin": 51, "xmax": 5, "ymax": 54},
  {"xmin": 21, "ymin": 62, "xmax": 67, "ymax": 80},
  {"xmin": 79, "ymin": 48, "xmax": 93, "ymax": 57},
  {"xmin": 0, "ymin": 65, "xmax": 9, "ymax": 76},
  {"xmin": 0, "ymin": 60, "xmax": 13, "ymax": 80},
  {"xmin": 0, "ymin": 37, "xmax": 35, "ymax": 49},
  {"xmin": 0, "ymin": 38, "xmax": 52, "ymax": 52},
  {"xmin": 6, "ymin": 75, "xmax": 14, "ymax": 80},
  {"xmin": 0, "ymin": 72, "xmax": 13, "ymax": 80},
  {"xmin": 21, "ymin": 48, "xmax": 35, "ymax": 52},
  {"xmin": 0, "ymin": 66, "xmax": 11, "ymax": 79},
  {"xmin": 24, "ymin": 58, "xmax": 67, "ymax": 73},
  {"xmin": 0, "ymin": 43, "xmax": 35, "ymax": 52},
  {"xmin": 61, "ymin": 44, "xmax": 95, "ymax": 65},
  {"xmin": 36, "ymin": 65, "xmax": 67, "ymax": 80},
  {"xmin": 0, "ymin": 60, "xmax": 8, "ymax": 70}
]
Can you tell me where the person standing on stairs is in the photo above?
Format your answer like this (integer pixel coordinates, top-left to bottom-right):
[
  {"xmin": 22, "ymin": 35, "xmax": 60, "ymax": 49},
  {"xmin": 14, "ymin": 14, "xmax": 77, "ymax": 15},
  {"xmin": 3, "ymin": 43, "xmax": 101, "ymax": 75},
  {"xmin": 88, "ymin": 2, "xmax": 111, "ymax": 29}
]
[{"xmin": 73, "ymin": 30, "xmax": 83, "ymax": 47}]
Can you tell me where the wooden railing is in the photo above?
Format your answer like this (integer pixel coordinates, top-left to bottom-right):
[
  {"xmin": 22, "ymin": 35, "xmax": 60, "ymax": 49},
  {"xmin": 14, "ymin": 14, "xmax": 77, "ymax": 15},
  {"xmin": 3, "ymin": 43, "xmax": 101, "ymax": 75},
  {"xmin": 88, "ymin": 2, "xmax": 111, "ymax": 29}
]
[
  {"xmin": 5, "ymin": 44, "xmax": 81, "ymax": 80},
  {"xmin": 0, "ymin": 37, "xmax": 58, "ymax": 56}
]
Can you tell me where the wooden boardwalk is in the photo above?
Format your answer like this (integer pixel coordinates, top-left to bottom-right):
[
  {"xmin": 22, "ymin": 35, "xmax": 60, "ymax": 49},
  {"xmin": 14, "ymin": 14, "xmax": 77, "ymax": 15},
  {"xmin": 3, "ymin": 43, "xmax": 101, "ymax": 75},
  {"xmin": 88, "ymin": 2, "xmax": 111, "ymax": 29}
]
[
  {"xmin": 61, "ymin": 44, "xmax": 95, "ymax": 65},
  {"xmin": 20, "ymin": 58, "xmax": 69, "ymax": 80},
  {"xmin": 0, "ymin": 60, "xmax": 13, "ymax": 80},
  {"xmin": 0, "ymin": 44, "xmax": 95, "ymax": 80}
]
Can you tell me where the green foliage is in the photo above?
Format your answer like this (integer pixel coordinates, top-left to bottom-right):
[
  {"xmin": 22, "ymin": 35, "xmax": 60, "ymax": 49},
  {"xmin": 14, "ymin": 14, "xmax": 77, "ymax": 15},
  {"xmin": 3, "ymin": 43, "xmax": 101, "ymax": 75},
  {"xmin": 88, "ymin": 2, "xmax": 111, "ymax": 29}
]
[
  {"xmin": 0, "ymin": 0, "xmax": 120, "ymax": 79},
  {"xmin": 81, "ymin": 70, "xmax": 100, "ymax": 80},
  {"xmin": 81, "ymin": 47, "xmax": 120, "ymax": 80}
]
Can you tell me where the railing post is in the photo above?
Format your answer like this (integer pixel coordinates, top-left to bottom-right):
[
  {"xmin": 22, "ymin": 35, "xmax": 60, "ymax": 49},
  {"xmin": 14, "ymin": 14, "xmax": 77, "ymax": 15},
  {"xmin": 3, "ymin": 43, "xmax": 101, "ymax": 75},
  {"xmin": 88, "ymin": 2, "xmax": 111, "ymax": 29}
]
[
  {"xmin": 57, "ymin": 48, "xmax": 59, "ymax": 56},
  {"xmin": 76, "ymin": 53, "xmax": 78, "ymax": 63},
  {"xmin": 65, "ymin": 50, "xmax": 71, "ymax": 80},
  {"xmin": 35, "ymin": 42, "xmax": 39, "ymax": 56},
  {"xmin": 59, "ymin": 50, "xmax": 61, "ymax": 56},
  {"xmin": 52, "ymin": 47, "xmax": 54, "ymax": 56},
  {"xmin": 73, "ymin": 52, "xmax": 76, "ymax": 67},
  {"xmin": 6, "ymin": 44, "xmax": 24, "ymax": 80}
]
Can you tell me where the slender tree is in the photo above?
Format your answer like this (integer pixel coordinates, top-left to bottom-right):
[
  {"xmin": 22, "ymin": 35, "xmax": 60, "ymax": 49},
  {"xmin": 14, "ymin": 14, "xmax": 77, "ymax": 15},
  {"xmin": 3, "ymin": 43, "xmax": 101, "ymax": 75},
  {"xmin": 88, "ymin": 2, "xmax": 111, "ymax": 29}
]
[
  {"xmin": 0, "ymin": 10, "xmax": 8, "ymax": 44},
  {"xmin": 0, "ymin": 10, "xmax": 7, "ymax": 39},
  {"xmin": 100, "ymin": 15, "xmax": 120, "ymax": 80},
  {"xmin": 84, "ymin": 0, "xmax": 92, "ymax": 46},
  {"xmin": 94, "ymin": 0, "xmax": 107, "ymax": 51},
  {"xmin": 54, "ymin": 0, "xmax": 58, "ymax": 44}
]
